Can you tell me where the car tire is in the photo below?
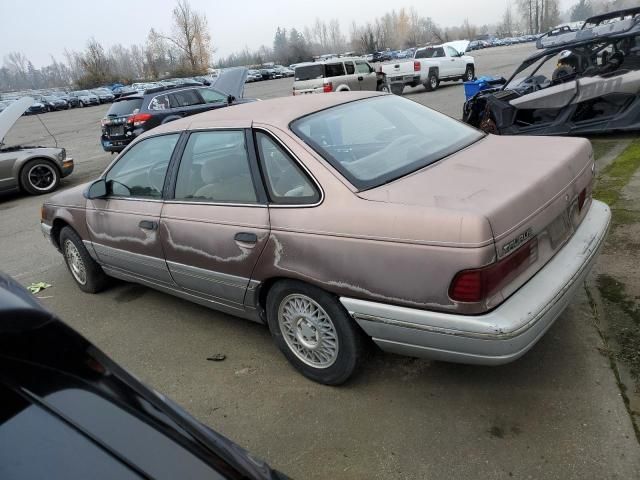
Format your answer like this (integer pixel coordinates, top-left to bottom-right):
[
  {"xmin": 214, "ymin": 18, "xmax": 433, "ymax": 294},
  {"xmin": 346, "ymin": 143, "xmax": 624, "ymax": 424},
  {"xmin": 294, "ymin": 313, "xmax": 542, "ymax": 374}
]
[
  {"xmin": 464, "ymin": 65, "xmax": 475, "ymax": 82},
  {"xmin": 19, "ymin": 159, "xmax": 60, "ymax": 195},
  {"xmin": 266, "ymin": 280, "xmax": 365, "ymax": 385},
  {"xmin": 59, "ymin": 226, "xmax": 109, "ymax": 293},
  {"xmin": 390, "ymin": 84, "xmax": 404, "ymax": 95},
  {"xmin": 377, "ymin": 83, "xmax": 390, "ymax": 93},
  {"xmin": 424, "ymin": 72, "xmax": 439, "ymax": 92}
]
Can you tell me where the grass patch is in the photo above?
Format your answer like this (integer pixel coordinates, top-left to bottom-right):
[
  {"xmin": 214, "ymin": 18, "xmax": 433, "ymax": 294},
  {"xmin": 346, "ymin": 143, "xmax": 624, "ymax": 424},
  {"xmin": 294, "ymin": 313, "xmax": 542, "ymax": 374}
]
[
  {"xmin": 597, "ymin": 274, "xmax": 640, "ymax": 380},
  {"xmin": 591, "ymin": 140, "xmax": 617, "ymax": 161},
  {"xmin": 593, "ymin": 140, "xmax": 640, "ymax": 206}
]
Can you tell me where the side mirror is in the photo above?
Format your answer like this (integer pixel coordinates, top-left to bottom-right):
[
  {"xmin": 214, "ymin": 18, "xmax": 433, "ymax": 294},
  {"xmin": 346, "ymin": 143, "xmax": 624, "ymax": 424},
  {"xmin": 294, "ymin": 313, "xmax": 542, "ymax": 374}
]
[
  {"xmin": 227, "ymin": 95, "xmax": 236, "ymax": 104},
  {"xmin": 84, "ymin": 179, "xmax": 107, "ymax": 199}
]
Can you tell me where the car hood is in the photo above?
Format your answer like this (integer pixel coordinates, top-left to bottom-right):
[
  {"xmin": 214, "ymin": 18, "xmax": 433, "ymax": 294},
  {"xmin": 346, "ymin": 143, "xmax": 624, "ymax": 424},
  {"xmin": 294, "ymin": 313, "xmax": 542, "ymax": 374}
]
[
  {"xmin": 445, "ymin": 40, "xmax": 470, "ymax": 55},
  {"xmin": 210, "ymin": 67, "xmax": 248, "ymax": 100},
  {"xmin": 0, "ymin": 97, "xmax": 32, "ymax": 142}
]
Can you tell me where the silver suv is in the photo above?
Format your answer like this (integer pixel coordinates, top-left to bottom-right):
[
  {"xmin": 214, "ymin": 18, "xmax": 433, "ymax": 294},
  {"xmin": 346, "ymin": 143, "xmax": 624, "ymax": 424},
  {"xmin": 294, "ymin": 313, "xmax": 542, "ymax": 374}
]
[{"xmin": 293, "ymin": 57, "xmax": 379, "ymax": 95}]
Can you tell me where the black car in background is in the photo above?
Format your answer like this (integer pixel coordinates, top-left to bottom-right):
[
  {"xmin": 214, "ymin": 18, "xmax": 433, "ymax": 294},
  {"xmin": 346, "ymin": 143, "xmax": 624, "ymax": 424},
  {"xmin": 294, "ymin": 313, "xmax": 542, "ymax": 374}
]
[
  {"xmin": 101, "ymin": 67, "xmax": 250, "ymax": 153},
  {"xmin": 92, "ymin": 88, "xmax": 115, "ymax": 103},
  {"xmin": 54, "ymin": 92, "xmax": 80, "ymax": 108},
  {"xmin": 0, "ymin": 272, "xmax": 288, "ymax": 480},
  {"xmin": 39, "ymin": 95, "xmax": 68, "ymax": 111},
  {"xmin": 111, "ymin": 85, "xmax": 137, "ymax": 98}
]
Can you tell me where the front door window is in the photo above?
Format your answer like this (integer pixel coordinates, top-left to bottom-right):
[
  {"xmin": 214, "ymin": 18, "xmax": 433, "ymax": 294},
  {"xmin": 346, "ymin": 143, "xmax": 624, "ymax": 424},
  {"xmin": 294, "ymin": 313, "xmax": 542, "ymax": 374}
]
[{"xmin": 105, "ymin": 134, "xmax": 179, "ymax": 198}]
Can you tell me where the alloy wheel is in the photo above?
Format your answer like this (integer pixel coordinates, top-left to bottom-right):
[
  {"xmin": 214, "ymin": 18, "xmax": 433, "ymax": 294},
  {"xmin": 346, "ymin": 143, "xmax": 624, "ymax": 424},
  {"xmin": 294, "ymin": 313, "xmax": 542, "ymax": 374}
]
[
  {"xmin": 64, "ymin": 239, "xmax": 87, "ymax": 285},
  {"xmin": 278, "ymin": 294, "xmax": 339, "ymax": 368},
  {"xmin": 27, "ymin": 164, "xmax": 57, "ymax": 192}
]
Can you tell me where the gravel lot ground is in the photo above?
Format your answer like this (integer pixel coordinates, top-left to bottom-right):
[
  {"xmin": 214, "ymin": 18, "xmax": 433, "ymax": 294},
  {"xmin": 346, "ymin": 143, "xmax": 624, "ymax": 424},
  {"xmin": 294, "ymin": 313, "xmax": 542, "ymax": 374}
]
[{"xmin": 2, "ymin": 43, "xmax": 640, "ymax": 479}]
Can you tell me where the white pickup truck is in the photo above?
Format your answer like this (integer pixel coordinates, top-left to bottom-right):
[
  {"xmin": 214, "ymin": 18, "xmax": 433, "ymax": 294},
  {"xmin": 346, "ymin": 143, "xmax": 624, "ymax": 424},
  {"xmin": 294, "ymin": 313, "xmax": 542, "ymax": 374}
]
[{"xmin": 377, "ymin": 41, "xmax": 475, "ymax": 94}]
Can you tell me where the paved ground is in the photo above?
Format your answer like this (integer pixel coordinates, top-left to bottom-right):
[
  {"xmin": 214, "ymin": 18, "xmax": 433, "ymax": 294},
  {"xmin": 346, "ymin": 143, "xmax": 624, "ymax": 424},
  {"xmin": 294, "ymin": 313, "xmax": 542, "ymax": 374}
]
[{"xmin": 2, "ymin": 43, "xmax": 640, "ymax": 478}]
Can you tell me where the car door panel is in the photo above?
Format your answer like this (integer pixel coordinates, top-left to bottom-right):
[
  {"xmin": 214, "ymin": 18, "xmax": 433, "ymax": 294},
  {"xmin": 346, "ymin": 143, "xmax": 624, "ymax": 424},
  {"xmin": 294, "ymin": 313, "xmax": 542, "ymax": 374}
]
[
  {"xmin": 160, "ymin": 204, "xmax": 269, "ymax": 305},
  {"xmin": 86, "ymin": 133, "xmax": 180, "ymax": 285},
  {"xmin": 160, "ymin": 129, "xmax": 269, "ymax": 308},
  {"xmin": 87, "ymin": 198, "xmax": 173, "ymax": 283}
]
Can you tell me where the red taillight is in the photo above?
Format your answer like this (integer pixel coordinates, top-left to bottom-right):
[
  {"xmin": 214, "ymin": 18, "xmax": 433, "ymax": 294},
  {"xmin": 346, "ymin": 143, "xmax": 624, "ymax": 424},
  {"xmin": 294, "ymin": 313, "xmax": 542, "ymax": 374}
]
[
  {"xmin": 414, "ymin": 61, "xmax": 421, "ymax": 72},
  {"xmin": 449, "ymin": 237, "xmax": 538, "ymax": 303},
  {"xmin": 323, "ymin": 82, "xmax": 333, "ymax": 93},
  {"xmin": 578, "ymin": 188, "xmax": 587, "ymax": 212},
  {"xmin": 127, "ymin": 113, "xmax": 152, "ymax": 127}
]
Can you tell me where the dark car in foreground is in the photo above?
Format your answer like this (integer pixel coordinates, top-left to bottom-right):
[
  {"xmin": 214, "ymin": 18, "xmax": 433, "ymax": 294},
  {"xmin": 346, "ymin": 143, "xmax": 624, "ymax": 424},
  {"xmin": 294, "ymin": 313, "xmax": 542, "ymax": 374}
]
[
  {"xmin": 463, "ymin": 8, "xmax": 640, "ymax": 136},
  {"xmin": 0, "ymin": 272, "xmax": 288, "ymax": 480},
  {"xmin": 100, "ymin": 67, "xmax": 250, "ymax": 152}
]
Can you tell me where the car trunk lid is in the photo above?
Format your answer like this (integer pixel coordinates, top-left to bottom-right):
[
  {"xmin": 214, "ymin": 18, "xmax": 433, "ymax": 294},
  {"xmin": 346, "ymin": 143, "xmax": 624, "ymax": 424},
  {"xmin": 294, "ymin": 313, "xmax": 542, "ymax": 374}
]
[{"xmin": 358, "ymin": 134, "xmax": 595, "ymax": 309}]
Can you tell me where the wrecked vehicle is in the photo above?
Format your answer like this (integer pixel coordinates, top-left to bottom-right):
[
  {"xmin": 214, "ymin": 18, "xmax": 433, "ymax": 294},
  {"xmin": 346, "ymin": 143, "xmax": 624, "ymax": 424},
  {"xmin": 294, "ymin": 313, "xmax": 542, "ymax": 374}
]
[
  {"xmin": 0, "ymin": 97, "xmax": 73, "ymax": 195},
  {"xmin": 41, "ymin": 92, "xmax": 610, "ymax": 385},
  {"xmin": 463, "ymin": 7, "xmax": 640, "ymax": 135}
]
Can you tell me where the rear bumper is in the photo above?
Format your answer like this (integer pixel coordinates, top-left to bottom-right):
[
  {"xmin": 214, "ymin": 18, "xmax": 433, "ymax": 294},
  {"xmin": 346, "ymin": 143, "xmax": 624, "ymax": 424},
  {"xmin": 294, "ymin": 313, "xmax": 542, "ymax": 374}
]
[{"xmin": 339, "ymin": 200, "xmax": 611, "ymax": 365}]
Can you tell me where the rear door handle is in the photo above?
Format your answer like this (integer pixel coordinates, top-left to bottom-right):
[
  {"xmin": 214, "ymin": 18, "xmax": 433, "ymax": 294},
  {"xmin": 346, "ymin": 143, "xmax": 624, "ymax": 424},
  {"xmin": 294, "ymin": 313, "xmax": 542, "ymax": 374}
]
[
  {"xmin": 358, "ymin": 76, "xmax": 363, "ymax": 81},
  {"xmin": 139, "ymin": 220, "xmax": 158, "ymax": 230},
  {"xmin": 234, "ymin": 232, "xmax": 258, "ymax": 244}
]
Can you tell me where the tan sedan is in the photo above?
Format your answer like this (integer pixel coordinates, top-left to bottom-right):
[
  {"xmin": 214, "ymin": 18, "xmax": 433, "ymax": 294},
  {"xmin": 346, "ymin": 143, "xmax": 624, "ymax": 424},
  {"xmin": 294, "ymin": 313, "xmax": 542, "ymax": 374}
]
[{"xmin": 41, "ymin": 92, "xmax": 610, "ymax": 384}]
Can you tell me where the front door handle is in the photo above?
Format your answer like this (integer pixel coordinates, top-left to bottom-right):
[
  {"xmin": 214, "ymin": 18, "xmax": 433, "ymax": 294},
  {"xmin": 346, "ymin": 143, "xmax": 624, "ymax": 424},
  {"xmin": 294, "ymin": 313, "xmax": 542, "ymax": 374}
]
[
  {"xmin": 234, "ymin": 232, "xmax": 257, "ymax": 244},
  {"xmin": 139, "ymin": 220, "xmax": 158, "ymax": 230},
  {"xmin": 358, "ymin": 76, "xmax": 363, "ymax": 81}
]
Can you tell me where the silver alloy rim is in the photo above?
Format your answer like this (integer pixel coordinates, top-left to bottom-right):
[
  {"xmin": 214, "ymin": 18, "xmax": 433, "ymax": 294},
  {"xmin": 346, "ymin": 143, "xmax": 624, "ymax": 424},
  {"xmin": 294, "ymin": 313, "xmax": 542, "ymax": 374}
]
[
  {"xmin": 278, "ymin": 294, "xmax": 339, "ymax": 369},
  {"xmin": 64, "ymin": 239, "xmax": 87, "ymax": 285},
  {"xmin": 431, "ymin": 76, "xmax": 437, "ymax": 88},
  {"xmin": 27, "ymin": 164, "xmax": 57, "ymax": 191},
  {"xmin": 466, "ymin": 70, "xmax": 473, "ymax": 80}
]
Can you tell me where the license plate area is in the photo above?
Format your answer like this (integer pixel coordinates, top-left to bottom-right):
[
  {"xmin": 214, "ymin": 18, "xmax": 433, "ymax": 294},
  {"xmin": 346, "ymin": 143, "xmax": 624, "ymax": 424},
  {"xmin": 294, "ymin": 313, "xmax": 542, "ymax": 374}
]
[
  {"xmin": 548, "ymin": 211, "xmax": 572, "ymax": 250},
  {"xmin": 109, "ymin": 125, "xmax": 124, "ymax": 136}
]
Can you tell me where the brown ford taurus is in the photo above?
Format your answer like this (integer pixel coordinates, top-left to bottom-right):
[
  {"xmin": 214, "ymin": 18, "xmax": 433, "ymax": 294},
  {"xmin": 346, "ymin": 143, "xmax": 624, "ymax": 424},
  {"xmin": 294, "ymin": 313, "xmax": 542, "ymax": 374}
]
[{"xmin": 41, "ymin": 92, "xmax": 610, "ymax": 385}]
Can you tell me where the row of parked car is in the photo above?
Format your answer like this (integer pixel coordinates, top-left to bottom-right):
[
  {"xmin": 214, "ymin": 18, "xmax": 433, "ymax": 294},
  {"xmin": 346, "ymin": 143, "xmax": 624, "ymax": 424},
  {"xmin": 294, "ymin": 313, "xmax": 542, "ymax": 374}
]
[
  {"xmin": 468, "ymin": 35, "xmax": 540, "ymax": 50},
  {"xmin": 0, "ymin": 88, "xmax": 118, "ymax": 115},
  {"xmin": 246, "ymin": 65, "xmax": 295, "ymax": 82}
]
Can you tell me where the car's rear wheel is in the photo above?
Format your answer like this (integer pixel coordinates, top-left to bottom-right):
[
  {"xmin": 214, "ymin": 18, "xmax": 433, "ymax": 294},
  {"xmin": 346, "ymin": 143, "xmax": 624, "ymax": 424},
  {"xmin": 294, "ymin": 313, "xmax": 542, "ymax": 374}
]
[
  {"xmin": 424, "ymin": 73, "xmax": 439, "ymax": 92},
  {"xmin": 60, "ymin": 226, "xmax": 109, "ymax": 293},
  {"xmin": 266, "ymin": 280, "xmax": 365, "ymax": 385},
  {"xmin": 19, "ymin": 159, "xmax": 60, "ymax": 195}
]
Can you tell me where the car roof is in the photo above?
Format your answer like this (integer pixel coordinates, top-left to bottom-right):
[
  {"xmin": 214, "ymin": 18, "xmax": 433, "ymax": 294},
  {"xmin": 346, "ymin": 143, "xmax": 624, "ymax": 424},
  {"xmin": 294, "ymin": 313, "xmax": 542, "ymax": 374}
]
[{"xmin": 144, "ymin": 91, "xmax": 385, "ymax": 137}]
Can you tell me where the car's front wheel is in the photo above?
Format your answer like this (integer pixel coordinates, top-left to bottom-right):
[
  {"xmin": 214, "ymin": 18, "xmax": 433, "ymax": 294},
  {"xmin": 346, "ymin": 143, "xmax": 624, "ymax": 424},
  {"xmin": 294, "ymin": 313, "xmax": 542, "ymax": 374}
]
[
  {"xmin": 266, "ymin": 280, "xmax": 365, "ymax": 385},
  {"xmin": 60, "ymin": 226, "xmax": 109, "ymax": 293},
  {"xmin": 19, "ymin": 159, "xmax": 60, "ymax": 195}
]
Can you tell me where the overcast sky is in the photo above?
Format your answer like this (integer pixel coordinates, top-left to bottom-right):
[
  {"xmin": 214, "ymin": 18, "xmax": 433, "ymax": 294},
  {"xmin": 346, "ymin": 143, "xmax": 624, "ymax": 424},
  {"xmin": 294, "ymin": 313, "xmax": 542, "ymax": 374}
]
[{"xmin": 1, "ymin": 0, "xmax": 574, "ymax": 68}]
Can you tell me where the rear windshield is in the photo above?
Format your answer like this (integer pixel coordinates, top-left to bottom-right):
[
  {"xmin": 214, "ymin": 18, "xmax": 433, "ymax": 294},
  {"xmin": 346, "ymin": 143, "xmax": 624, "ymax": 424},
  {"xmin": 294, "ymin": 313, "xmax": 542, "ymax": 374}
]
[
  {"xmin": 415, "ymin": 47, "xmax": 445, "ymax": 59},
  {"xmin": 295, "ymin": 64, "xmax": 324, "ymax": 81},
  {"xmin": 107, "ymin": 98, "xmax": 143, "ymax": 116},
  {"xmin": 290, "ymin": 96, "xmax": 484, "ymax": 190}
]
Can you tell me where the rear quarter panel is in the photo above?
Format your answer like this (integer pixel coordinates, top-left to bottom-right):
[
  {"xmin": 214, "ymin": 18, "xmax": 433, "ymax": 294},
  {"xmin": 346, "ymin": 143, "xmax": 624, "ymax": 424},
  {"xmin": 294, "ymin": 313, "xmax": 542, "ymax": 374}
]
[{"xmin": 251, "ymin": 126, "xmax": 496, "ymax": 313}]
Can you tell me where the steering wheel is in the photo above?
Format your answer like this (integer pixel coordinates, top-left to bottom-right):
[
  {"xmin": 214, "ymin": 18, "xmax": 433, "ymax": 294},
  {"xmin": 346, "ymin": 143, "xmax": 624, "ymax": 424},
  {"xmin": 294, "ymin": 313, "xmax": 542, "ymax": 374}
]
[{"xmin": 147, "ymin": 162, "xmax": 167, "ymax": 195}]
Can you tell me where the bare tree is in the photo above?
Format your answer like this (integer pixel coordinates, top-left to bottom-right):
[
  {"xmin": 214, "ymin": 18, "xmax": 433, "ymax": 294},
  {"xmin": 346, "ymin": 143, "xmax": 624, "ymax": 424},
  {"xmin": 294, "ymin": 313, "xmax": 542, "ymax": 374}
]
[
  {"xmin": 160, "ymin": 0, "xmax": 212, "ymax": 74},
  {"xmin": 4, "ymin": 52, "xmax": 29, "ymax": 82}
]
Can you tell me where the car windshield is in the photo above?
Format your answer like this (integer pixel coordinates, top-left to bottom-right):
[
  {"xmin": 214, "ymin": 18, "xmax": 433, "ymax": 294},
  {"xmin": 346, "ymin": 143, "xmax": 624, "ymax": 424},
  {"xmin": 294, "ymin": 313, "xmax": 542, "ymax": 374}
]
[
  {"xmin": 107, "ymin": 98, "xmax": 143, "ymax": 116},
  {"xmin": 290, "ymin": 96, "xmax": 484, "ymax": 190},
  {"xmin": 295, "ymin": 64, "xmax": 324, "ymax": 81}
]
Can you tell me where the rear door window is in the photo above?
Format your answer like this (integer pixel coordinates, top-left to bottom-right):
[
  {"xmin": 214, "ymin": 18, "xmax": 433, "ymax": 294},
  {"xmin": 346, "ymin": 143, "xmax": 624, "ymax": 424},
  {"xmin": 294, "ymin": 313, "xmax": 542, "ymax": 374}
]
[
  {"xmin": 169, "ymin": 89, "xmax": 203, "ymax": 107},
  {"xmin": 148, "ymin": 94, "xmax": 171, "ymax": 111},
  {"xmin": 325, "ymin": 63, "xmax": 345, "ymax": 77},
  {"xmin": 174, "ymin": 131, "xmax": 257, "ymax": 203},
  {"xmin": 199, "ymin": 89, "xmax": 228, "ymax": 104},
  {"xmin": 344, "ymin": 61, "xmax": 355, "ymax": 75}
]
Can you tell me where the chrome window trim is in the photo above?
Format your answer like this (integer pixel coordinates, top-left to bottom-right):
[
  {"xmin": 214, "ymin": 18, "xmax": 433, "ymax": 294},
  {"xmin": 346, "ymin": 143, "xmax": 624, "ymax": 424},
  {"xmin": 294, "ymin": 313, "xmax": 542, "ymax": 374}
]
[
  {"xmin": 253, "ymin": 127, "xmax": 325, "ymax": 209},
  {"xmin": 163, "ymin": 200, "xmax": 268, "ymax": 208}
]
